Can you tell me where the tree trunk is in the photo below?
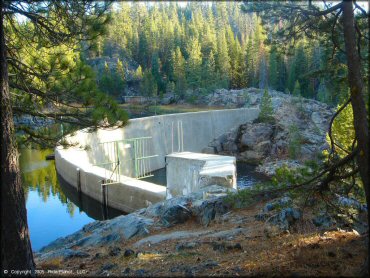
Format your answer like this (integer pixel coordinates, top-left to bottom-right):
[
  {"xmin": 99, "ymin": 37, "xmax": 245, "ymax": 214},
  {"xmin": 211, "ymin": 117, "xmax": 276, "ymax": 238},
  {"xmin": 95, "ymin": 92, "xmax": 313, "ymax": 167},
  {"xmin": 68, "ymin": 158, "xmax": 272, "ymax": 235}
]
[
  {"xmin": 0, "ymin": 1, "xmax": 35, "ymax": 273},
  {"xmin": 342, "ymin": 0, "xmax": 369, "ymax": 271},
  {"xmin": 342, "ymin": 0, "xmax": 369, "ymax": 210}
]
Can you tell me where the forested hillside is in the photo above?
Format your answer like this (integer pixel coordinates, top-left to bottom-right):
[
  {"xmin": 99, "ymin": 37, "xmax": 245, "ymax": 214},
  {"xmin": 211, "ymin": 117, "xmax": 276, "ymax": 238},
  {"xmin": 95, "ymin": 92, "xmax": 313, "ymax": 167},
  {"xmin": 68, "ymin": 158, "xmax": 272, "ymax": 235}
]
[{"xmin": 82, "ymin": 1, "xmax": 367, "ymax": 105}]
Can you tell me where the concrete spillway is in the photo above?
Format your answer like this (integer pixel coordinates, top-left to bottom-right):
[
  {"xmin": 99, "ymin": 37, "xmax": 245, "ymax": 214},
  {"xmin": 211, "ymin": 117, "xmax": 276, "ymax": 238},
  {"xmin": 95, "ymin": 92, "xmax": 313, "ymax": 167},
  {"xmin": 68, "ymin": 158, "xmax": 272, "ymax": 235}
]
[{"xmin": 55, "ymin": 108, "xmax": 259, "ymax": 213}]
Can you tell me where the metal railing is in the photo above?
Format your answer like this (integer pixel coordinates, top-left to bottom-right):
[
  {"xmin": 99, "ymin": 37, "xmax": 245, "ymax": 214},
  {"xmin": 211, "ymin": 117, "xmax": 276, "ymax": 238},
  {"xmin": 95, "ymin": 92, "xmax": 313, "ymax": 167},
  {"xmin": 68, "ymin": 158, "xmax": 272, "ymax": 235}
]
[
  {"xmin": 94, "ymin": 137, "xmax": 158, "ymax": 185},
  {"xmin": 122, "ymin": 136, "xmax": 158, "ymax": 179}
]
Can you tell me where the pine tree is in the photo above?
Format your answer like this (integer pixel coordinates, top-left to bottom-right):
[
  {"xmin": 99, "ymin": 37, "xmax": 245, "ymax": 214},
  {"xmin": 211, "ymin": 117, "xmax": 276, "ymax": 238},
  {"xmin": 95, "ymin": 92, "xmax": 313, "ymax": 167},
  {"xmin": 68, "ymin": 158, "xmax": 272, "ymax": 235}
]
[
  {"xmin": 244, "ymin": 36, "xmax": 255, "ymax": 87},
  {"xmin": 317, "ymin": 78, "xmax": 330, "ymax": 103},
  {"xmin": 141, "ymin": 69, "xmax": 157, "ymax": 96},
  {"xmin": 201, "ymin": 50, "xmax": 217, "ymax": 92},
  {"xmin": 216, "ymin": 29, "xmax": 230, "ymax": 88},
  {"xmin": 269, "ymin": 46, "xmax": 278, "ymax": 89},
  {"xmin": 258, "ymin": 89, "xmax": 274, "ymax": 123},
  {"xmin": 287, "ymin": 56, "xmax": 297, "ymax": 93},
  {"xmin": 172, "ymin": 47, "xmax": 185, "ymax": 82},
  {"xmin": 134, "ymin": 65, "xmax": 143, "ymax": 81},
  {"xmin": 293, "ymin": 80, "xmax": 301, "ymax": 96},
  {"xmin": 294, "ymin": 43, "xmax": 308, "ymax": 97},
  {"xmin": 172, "ymin": 47, "xmax": 187, "ymax": 97},
  {"xmin": 186, "ymin": 37, "xmax": 202, "ymax": 90}
]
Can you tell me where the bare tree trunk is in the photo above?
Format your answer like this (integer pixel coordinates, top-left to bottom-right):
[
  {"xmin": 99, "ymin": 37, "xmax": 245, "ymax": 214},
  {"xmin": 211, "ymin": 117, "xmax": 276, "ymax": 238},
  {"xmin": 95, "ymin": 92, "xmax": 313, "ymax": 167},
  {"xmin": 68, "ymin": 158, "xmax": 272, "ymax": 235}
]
[
  {"xmin": 342, "ymin": 0, "xmax": 369, "ymax": 272},
  {"xmin": 342, "ymin": 1, "xmax": 369, "ymax": 211},
  {"xmin": 0, "ymin": 1, "xmax": 35, "ymax": 273}
]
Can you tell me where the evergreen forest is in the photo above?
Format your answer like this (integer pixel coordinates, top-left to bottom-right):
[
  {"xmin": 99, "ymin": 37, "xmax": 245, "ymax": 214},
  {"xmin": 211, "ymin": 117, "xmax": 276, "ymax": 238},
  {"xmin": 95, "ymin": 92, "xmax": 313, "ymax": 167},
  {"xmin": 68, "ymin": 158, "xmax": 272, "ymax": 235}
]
[{"xmin": 81, "ymin": 2, "xmax": 368, "ymax": 106}]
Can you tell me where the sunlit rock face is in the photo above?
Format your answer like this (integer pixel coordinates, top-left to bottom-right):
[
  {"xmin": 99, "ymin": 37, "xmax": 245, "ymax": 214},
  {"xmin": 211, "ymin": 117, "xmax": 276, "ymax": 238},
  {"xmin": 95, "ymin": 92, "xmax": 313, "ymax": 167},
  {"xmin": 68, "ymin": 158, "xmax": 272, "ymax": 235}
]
[{"xmin": 202, "ymin": 88, "xmax": 334, "ymax": 175}]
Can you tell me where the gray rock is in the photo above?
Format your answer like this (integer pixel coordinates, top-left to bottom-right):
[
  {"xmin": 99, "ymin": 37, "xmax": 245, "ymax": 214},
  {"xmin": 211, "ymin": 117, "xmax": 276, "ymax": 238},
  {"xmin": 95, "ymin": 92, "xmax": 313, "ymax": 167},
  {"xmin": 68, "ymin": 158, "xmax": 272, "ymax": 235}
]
[
  {"xmin": 222, "ymin": 141, "xmax": 238, "ymax": 152},
  {"xmin": 161, "ymin": 204, "xmax": 192, "ymax": 227},
  {"xmin": 256, "ymin": 160, "xmax": 303, "ymax": 177},
  {"xmin": 133, "ymin": 230, "xmax": 212, "ymax": 248},
  {"xmin": 38, "ymin": 214, "xmax": 153, "ymax": 259},
  {"xmin": 336, "ymin": 195, "xmax": 367, "ymax": 211},
  {"xmin": 208, "ymin": 139, "xmax": 222, "ymax": 153},
  {"xmin": 239, "ymin": 150, "xmax": 265, "ymax": 164},
  {"xmin": 38, "ymin": 248, "xmax": 90, "ymax": 261},
  {"xmin": 124, "ymin": 249, "xmax": 135, "ymax": 257},
  {"xmin": 248, "ymin": 94, "xmax": 259, "ymax": 106},
  {"xmin": 263, "ymin": 203, "xmax": 275, "ymax": 212},
  {"xmin": 271, "ymin": 97, "xmax": 283, "ymax": 109},
  {"xmin": 133, "ymin": 227, "xmax": 246, "ymax": 248},
  {"xmin": 311, "ymin": 112, "xmax": 322, "ymax": 126},
  {"xmin": 37, "ymin": 185, "xmax": 236, "ymax": 263},
  {"xmin": 118, "ymin": 214, "xmax": 154, "ymax": 239},
  {"xmin": 313, "ymin": 214, "xmax": 336, "ymax": 228},
  {"xmin": 240, "ymin": 123, "xmax": 274, "ymax": 148},
  {"xmin": 191, "ymin": 197, "xmax": 230, "ymax": 226},
  {"xmin": 262, "ymin": 197, "xmax": 293, "ymax": 213},
  {"xmin": 254, "ymin": 140, "xmax": 271, "ymax": 154},
  {"xmin": 269, "ymin": 207, "xmax": 302, "ymax": 230}
]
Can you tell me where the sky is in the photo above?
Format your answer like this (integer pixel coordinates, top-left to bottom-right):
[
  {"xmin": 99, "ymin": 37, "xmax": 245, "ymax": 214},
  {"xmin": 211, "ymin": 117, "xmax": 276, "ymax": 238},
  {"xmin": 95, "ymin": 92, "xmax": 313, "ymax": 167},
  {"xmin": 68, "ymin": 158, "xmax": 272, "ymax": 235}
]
[{"xmin": 15, "ymin": 1, "xmax": 370, "ymax": 25}]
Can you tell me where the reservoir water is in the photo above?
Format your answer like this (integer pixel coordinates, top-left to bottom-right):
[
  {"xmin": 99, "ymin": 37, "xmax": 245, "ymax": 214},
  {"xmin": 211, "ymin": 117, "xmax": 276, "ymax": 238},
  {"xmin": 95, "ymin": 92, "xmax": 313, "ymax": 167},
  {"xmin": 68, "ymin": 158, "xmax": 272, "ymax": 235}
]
[{"xmin": 20, "ymin": 147, "xmax": 266, "ymax": 251}]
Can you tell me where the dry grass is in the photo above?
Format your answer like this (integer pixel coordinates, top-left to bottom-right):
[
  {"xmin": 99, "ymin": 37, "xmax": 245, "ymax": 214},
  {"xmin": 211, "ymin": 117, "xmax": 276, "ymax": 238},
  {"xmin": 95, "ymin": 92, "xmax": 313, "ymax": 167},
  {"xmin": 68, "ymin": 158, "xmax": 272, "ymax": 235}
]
[{"xmin": 38, "ymin": 257, "xmax": 64, "ymax": 270}]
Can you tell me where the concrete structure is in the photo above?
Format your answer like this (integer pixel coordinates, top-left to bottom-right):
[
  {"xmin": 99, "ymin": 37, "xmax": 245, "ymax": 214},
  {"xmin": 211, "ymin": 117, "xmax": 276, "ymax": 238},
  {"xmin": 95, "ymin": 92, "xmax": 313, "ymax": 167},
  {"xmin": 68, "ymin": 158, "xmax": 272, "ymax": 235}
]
[
  {"xmin": 55, "ymin": 108, "xmax": 259, "ymax": 213},
  {"xmin": 166, "ymin": 152, "xmax": 236, "ymax": 199},
  {"xmin": 123, "ymin": 96, "xmax": 150, "ymax": 104}
]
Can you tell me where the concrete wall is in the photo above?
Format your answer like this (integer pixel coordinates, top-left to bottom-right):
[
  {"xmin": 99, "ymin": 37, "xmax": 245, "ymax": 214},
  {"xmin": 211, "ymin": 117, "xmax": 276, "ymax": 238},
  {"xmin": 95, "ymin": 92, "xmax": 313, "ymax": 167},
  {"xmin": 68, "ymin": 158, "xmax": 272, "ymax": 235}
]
[
  {"xmin": 166, "ymin": 152, "xmax": 236, "ymax": 199},
  {"xmin": 55, "ymin": 108, "xmax": 259, "ymax": 212}
]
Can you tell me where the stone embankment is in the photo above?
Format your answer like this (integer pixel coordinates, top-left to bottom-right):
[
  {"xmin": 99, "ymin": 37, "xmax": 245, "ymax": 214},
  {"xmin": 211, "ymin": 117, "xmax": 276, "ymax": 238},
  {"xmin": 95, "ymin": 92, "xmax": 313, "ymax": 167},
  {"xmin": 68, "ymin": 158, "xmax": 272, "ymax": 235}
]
[
  {"xmin": 36, "ymin": 185, "xmax": 235, "ymax": 262},
  {"xmin": 201, "ymin": 88, "xmax": 334, "ymax": 176}
]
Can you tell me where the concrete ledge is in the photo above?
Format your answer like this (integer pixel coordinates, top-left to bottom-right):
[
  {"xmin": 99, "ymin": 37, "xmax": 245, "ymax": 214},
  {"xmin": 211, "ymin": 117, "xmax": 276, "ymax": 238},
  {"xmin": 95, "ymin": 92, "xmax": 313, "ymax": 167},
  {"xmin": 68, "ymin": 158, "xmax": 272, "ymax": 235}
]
[
  {"xmin": 55, "ymin": 148, "xmax": 166, "ymax": 213},
  {"xmin": 55, "ymin": 108, "xmax": 259, "ymax": 213}
]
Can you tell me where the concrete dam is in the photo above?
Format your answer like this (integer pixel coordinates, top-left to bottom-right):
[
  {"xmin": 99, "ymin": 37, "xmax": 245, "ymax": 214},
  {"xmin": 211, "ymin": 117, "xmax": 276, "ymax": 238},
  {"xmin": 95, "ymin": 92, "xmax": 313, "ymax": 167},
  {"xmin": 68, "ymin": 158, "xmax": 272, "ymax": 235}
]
[{"xmin": 55, "ymin": 108, "xmax": 259, "ymax": 213}]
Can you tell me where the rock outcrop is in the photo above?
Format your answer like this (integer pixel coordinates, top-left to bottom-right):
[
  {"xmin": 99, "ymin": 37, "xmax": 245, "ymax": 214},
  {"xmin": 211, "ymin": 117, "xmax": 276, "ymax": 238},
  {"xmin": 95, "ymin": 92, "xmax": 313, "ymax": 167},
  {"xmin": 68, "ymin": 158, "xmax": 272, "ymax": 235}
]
[
  {"xmin": 202, "ymin": 88, "xmax": 334, "ymax": 176},
  {"xmin": 36, "ymin": 185, "xmax": 235, "ymax": 262}
]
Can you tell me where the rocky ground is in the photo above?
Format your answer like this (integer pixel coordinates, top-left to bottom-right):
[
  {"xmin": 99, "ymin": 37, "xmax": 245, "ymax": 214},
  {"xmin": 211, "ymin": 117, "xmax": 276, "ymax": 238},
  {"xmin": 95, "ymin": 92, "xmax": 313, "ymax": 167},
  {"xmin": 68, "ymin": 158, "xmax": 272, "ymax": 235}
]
[
  {"xmin": 199, "ymin": 88, "xmax": 334, "ymax": 176},
  {"xmin": 35, "ymin": 185, "xmax": 367, "ymax": 277}
]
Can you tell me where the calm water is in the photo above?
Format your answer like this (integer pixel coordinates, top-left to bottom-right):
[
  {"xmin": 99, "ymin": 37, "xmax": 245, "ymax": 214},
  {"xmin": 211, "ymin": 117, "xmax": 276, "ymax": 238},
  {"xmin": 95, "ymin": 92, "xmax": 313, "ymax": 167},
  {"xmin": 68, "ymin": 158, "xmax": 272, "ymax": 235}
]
[
  {"xmin": 20, "ymin": 147, "xmax": 266, "ymax": 251},
  {"xmin": 19, "ymin": 148, "xmax": 124, "ymax": 251}
]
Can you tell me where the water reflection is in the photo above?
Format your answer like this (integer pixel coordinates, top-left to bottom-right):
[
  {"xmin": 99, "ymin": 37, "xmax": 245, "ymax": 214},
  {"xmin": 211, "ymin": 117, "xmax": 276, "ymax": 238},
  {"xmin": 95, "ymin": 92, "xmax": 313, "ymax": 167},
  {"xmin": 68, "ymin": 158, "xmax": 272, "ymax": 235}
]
[
  {"xmin": 19, "ymin": 148, "xmax": 75, "ymax": 215},
  {"xmin": 58, "ymin": 173, "xmax": 124, "ymax": 220},
  {"xmin": 19, "ymin": 148, "xmax": 124, "ymax": 251},
  {"xmin": 236, "ymin": 162, "xmax": 269, "ymax": 188}
]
